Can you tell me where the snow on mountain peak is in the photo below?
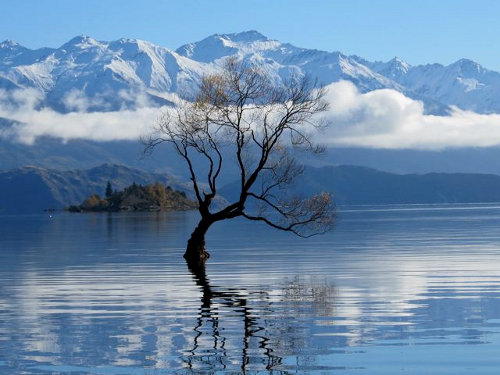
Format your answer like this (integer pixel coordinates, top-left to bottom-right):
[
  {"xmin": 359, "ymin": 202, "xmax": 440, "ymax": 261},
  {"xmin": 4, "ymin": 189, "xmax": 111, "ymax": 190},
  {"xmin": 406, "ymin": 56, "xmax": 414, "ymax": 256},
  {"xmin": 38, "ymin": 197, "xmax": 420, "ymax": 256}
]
[
  {"xmin": 451, "ymin": 58, "xmax": 485, "ymax": 75},
  {"xmin": 219, "ymin": 30, "xmax": 269, "ymax": 43},
  {"xmin": 175, "ymin": 33, "xmax": 240, "ymax": 63},
  {"xmin": 61, "ymin": 35, "xmax": 102, "ymax": 50},
  {"xmin": 385, "ymin": 57, "xmax": 411, "ymax": 77},
  {"xmin": 108, "ymin": 37, "xmax": 159, "ymax": 56},
  {"xmin": 175, "ymin": 30, "xmax": 280, "ymax": 63},
  {"xmin": 390, "ymin": 57, "xmax": 411, "ymax": 70},
  {"xmin": 0, "ymin": 40, "xmax": 22, "ymax": 49},
  {"xmin": 365, "ymin": 56, "xmax": 412, "ymax": 82}
]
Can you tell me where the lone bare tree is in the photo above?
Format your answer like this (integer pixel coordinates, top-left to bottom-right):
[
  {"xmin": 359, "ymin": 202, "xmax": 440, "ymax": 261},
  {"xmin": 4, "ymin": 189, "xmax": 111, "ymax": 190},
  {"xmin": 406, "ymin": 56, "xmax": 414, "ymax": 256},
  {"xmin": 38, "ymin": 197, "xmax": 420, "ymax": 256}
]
[{"xmin": 145, "ymin": 59, "xmax": 334, "ymax": 266}]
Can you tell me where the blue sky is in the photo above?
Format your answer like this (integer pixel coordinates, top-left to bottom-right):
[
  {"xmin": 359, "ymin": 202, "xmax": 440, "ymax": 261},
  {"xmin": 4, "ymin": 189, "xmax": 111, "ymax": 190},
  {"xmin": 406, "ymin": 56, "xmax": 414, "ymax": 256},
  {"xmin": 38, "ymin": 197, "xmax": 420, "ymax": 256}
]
[{"xmin": 1, "ymin": 0, "xmax": 499, "ymax": 70}]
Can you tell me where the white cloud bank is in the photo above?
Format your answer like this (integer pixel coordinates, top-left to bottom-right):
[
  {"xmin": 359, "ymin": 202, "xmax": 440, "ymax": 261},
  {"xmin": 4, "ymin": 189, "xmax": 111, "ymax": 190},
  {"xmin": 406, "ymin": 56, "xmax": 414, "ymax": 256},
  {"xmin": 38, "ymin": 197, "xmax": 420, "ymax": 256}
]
[
  {"xmin": 320, "ymin": 81, "xmax": 500, "ymax": 150},
  {"xmin": 2, "ymin": 82, "xmax": 500, "ymax": 150},
  {"xmin": 0, "ymin": 88, "xmax": 163, "ymax": 144}
]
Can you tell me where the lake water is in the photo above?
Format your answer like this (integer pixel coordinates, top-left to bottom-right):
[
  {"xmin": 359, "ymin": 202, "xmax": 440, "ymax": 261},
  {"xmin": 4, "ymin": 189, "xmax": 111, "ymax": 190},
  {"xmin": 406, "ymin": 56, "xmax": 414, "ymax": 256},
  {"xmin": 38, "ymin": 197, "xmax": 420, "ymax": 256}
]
[{"xmin": 1, "ymin": 204, "xmax": 500, "ymax": 374}]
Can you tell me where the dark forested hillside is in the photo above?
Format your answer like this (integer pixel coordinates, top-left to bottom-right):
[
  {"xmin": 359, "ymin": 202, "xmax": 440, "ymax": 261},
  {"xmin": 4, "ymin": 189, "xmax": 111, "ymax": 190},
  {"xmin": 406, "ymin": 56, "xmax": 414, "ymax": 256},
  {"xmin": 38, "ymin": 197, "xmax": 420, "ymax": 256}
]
[
  {"xmin": 0, "ymin": 164, "xmax": 190, "ymax": 213},
  {"xmin": 4, "ymin": 163, "xmax": 500, "ymax": 214},
  {"xmin": 221, "ymin": 165, "xmax": 500, "ymax": 206}
]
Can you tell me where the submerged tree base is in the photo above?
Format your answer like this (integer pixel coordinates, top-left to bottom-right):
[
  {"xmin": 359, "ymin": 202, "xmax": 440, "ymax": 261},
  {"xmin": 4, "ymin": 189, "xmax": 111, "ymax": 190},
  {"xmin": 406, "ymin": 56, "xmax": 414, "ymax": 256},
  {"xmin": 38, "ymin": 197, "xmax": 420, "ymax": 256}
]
[
  {"xmin": 184, "ymin": 249, "xmax": 210, "ymax": 268},
  {"xmin": 184, "ymin": 238, "xmax": 210, "ymax": 268},
  {"xmin": 184, "ymin": 221, "xmax": 211, "ymax": 267}
]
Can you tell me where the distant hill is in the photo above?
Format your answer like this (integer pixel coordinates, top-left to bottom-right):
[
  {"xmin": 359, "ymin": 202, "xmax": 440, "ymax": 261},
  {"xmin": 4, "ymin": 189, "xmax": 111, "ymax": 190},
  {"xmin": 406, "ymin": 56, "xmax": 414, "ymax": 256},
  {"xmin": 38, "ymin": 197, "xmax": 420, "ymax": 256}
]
[
  {"xmin": 221, "ymin": 165, "xmax": 500, "ymax": 206},
  {"xmin": 4, "ymin": 137, "xmax": 500, "ymax": 179},
  {"xmin": 299, "ymin": 165, "xmax": 500, "ymax": 205},
  {"xmin": 4, "ymin": 163, "xmax": 500, "ymax": 214},
  {"xmin": 0, "ymin": 138, "xmax": 174, "ymax": 172},
  {"xmin": 0, "ymin": 164, "xmax": 191, "ymax": 213}
]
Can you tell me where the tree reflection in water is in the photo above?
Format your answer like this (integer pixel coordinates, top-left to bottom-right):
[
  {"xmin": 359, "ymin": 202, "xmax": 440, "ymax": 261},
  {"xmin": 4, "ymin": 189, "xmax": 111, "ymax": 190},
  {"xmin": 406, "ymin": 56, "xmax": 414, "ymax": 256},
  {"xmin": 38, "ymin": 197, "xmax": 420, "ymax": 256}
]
[{"xmin": 183, "ymin": 263, "xmax": 337, "ymax": 374}]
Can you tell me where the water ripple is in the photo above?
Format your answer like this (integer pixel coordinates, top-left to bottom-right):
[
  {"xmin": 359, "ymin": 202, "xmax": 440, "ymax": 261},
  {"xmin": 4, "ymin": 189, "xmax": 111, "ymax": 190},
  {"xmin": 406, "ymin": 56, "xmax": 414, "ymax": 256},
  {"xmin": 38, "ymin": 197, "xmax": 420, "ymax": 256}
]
[{"xmin": 1, "ymin": 207, "xmax": 500, "ymax": 373}]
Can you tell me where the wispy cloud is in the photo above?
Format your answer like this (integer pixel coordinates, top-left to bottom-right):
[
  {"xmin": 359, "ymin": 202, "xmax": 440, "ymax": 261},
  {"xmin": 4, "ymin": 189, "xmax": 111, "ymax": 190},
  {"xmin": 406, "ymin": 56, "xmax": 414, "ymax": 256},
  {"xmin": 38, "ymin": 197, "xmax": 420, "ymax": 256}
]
[{"xmin": 0, "ymin": 89, "xmax": 163, "ymax": 144}]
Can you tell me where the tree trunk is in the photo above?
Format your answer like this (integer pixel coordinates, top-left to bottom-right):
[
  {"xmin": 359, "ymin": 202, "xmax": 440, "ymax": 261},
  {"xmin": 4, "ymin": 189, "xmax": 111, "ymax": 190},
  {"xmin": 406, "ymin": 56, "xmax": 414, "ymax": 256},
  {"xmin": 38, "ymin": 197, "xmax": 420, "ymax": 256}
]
[{"xmin": 184, "ymin": 218, "xmax": 212, "ymax": 267}]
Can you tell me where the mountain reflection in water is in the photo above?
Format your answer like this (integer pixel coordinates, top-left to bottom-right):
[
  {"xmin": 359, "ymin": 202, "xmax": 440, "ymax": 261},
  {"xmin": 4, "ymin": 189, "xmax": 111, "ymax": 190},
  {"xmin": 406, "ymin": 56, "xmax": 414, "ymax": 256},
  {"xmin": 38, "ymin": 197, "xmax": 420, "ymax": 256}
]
[{"xmin": 1, "ymin": 205, "xmax": 500, "ymax": 374}]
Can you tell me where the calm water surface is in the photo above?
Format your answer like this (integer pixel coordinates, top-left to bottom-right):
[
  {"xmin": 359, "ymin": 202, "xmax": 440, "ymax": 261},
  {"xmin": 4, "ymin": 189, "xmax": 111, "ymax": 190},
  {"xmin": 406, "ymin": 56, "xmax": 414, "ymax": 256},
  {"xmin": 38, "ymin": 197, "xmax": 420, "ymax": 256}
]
[{"xmin": 1, "ymin": 204, "xmax": 500, "ymax": 374}]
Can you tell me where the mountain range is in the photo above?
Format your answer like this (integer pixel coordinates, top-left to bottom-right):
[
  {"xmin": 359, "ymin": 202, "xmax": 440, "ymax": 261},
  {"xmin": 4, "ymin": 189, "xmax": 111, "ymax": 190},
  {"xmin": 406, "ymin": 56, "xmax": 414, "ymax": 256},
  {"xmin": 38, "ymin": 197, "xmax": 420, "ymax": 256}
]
[
  {"xmin": 2, "ymin": 31, "xmax": 500, "ymax": 114},
  {"xmin": 3, "ymin": 31, "xmax": 500, "ymax": 204},
  {"xmin": 4, "ymin": 163, "xmax": 500, "ymax": 214}
]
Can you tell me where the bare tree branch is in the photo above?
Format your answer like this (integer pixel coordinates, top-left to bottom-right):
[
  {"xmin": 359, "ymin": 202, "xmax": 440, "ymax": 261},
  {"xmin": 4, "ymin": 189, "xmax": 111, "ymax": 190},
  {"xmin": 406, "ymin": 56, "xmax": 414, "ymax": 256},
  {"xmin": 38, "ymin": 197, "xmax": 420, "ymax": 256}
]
[{"xmin": 143, "ymin": 58, "xmax": 335, "ymax": 262}]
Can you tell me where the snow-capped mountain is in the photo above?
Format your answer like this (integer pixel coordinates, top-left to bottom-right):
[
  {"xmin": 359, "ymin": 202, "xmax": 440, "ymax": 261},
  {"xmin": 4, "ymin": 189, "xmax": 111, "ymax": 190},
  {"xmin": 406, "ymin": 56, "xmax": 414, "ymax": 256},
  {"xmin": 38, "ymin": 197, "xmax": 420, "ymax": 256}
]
[
  {"xmin": 0, "ymin": 35, "xmax": 212, "ymax": 111},
  {"xmin": 1, "ymin": 31, "xmax": 500, "ymax": 114},
  {"xmin": 366, "ymin": 57, "xmax": 412, "ymax": 81},
  {"xmin": 176, "ymin": 31, "xmax": 402, "ymax": 92},
  {"xmin": 396, "ymin": 59, "xmax": 500, "ymax": 113}
]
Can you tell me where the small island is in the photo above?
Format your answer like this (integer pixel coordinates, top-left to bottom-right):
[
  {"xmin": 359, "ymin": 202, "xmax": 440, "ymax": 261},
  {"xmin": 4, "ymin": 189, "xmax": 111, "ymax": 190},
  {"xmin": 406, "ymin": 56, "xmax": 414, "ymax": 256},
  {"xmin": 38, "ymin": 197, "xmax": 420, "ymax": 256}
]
[{"xmin": 68, "ymin": 182, "xmax": 197, "ymax": 212}]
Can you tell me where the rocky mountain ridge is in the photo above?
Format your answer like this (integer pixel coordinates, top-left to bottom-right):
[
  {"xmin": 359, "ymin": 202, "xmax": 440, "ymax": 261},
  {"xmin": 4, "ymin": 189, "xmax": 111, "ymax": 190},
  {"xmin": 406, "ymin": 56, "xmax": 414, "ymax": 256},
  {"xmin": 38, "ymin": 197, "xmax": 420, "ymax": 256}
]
[{"xmin": 1, "ymin": 31, "xmax": 500, "ymax": 114}]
